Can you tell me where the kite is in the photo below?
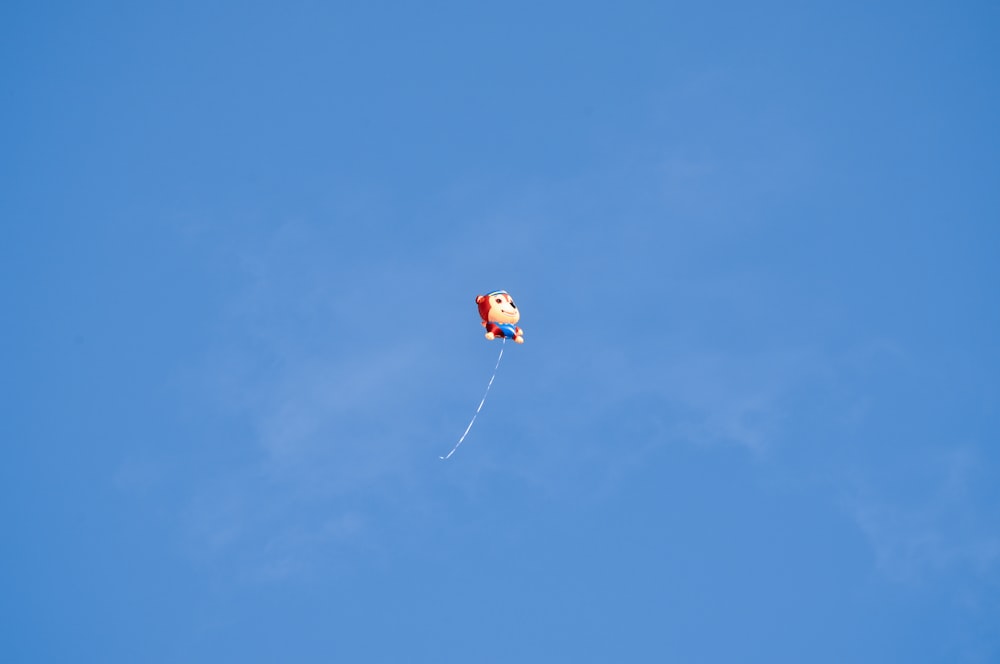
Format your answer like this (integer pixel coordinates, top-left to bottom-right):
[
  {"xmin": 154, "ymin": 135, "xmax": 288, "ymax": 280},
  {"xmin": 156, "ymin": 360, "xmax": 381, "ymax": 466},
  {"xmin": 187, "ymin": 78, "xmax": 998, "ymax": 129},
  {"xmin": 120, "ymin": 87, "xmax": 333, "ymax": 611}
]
[
  {"xmin": 440, "ymin": 290, "xmax": 524, "ymax": 460},
  {"xmin": 476, "ymin": 290, "xmax": 524, "ymax": 344}
]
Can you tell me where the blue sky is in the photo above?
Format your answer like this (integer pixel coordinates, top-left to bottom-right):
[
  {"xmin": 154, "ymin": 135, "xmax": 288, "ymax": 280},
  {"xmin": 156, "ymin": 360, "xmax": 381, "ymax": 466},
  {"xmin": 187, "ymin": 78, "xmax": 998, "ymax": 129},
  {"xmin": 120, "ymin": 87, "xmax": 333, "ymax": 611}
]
[{"xmin": 3, "ymin": 1, "xmax": 999, "ymax": 662}]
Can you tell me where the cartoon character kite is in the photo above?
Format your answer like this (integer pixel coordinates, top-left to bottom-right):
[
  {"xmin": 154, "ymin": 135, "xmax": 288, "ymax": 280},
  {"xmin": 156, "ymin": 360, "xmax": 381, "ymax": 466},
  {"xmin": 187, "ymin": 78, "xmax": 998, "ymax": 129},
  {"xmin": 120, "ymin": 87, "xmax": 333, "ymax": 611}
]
[
  {"xmin": 476, "ymin": 290, "xmax": 524, "ymax": 344},
  {"xmin": 440, "ymin": 290, "xmax": 525, "ymax": 460}
]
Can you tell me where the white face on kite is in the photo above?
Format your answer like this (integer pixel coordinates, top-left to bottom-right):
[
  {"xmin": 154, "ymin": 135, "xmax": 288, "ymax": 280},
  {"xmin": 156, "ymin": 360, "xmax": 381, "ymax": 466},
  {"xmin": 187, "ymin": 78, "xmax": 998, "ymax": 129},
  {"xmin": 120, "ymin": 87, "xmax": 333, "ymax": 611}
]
[{"xmin": 488, "ymin": 292, "xmax": 520, "ymax": 324}]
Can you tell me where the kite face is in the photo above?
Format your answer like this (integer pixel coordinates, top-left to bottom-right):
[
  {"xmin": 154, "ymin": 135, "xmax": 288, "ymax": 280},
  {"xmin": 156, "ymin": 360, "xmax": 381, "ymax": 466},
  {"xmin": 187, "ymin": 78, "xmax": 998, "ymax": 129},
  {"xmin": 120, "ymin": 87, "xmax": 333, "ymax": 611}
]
[{"xmin": 476, "ymin": 290, "xmax": 524, "ymax": 344}]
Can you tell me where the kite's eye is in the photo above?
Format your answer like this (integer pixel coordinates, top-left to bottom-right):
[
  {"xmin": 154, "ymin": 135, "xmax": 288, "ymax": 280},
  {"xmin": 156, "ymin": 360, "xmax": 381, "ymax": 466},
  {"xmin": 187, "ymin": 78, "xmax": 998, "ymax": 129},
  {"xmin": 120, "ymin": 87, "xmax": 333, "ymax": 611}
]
[{"xmin": 496, "ymin": 298, "xmax": 502, "ymax": 303}]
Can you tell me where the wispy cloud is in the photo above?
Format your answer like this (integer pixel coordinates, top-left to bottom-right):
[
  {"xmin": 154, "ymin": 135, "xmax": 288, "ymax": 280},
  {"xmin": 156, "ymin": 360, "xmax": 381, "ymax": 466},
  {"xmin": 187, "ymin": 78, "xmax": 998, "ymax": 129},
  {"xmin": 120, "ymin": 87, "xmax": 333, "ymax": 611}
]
[
  {"xmin": 653, "ymin": 348, "xmax": 823, "ymax": 452},
  {"xmin": 848, "ymin": 447, "xmax": 1000, "ymax": 583},
  {"xmin": 178, "ymin": 217, "xmax": 518, "ymax": 577},
  {"xmin": 185, "ymin": 336, "xmax": 439, "ymax": 577}
]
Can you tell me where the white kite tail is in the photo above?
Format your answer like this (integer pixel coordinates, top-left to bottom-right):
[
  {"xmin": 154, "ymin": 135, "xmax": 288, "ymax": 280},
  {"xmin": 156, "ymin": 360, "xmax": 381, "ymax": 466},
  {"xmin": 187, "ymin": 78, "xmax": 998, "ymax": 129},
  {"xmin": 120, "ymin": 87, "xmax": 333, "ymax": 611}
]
[{"xmin": 440, "ymin": 339, "xmax": 506, "ymax": 460}]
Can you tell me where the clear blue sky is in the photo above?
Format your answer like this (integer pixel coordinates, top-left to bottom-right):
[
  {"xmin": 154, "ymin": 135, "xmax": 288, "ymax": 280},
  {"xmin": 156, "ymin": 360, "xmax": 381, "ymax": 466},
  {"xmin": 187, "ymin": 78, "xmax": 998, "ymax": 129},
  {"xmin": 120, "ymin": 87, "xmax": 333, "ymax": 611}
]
[{"xmin": 3, "ymin": 2, "xmax": 999, "ymax": 662}]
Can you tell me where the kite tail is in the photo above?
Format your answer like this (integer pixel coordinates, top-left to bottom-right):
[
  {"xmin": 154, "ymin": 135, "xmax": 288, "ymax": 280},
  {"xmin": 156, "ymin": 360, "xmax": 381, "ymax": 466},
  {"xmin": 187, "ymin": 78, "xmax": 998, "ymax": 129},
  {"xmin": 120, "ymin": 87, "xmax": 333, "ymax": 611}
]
[{"xmin": 440, "ymin": 339, "xmax": 506, "ymax": 460}]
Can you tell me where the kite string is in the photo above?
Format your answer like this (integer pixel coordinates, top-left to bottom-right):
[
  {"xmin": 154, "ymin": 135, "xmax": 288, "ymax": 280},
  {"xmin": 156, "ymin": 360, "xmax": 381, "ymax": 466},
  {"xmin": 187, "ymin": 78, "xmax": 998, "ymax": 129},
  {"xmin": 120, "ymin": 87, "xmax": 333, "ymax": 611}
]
[{"xmin": 440, "ymin": 339, "xmax": 505, "ymax": 460}]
